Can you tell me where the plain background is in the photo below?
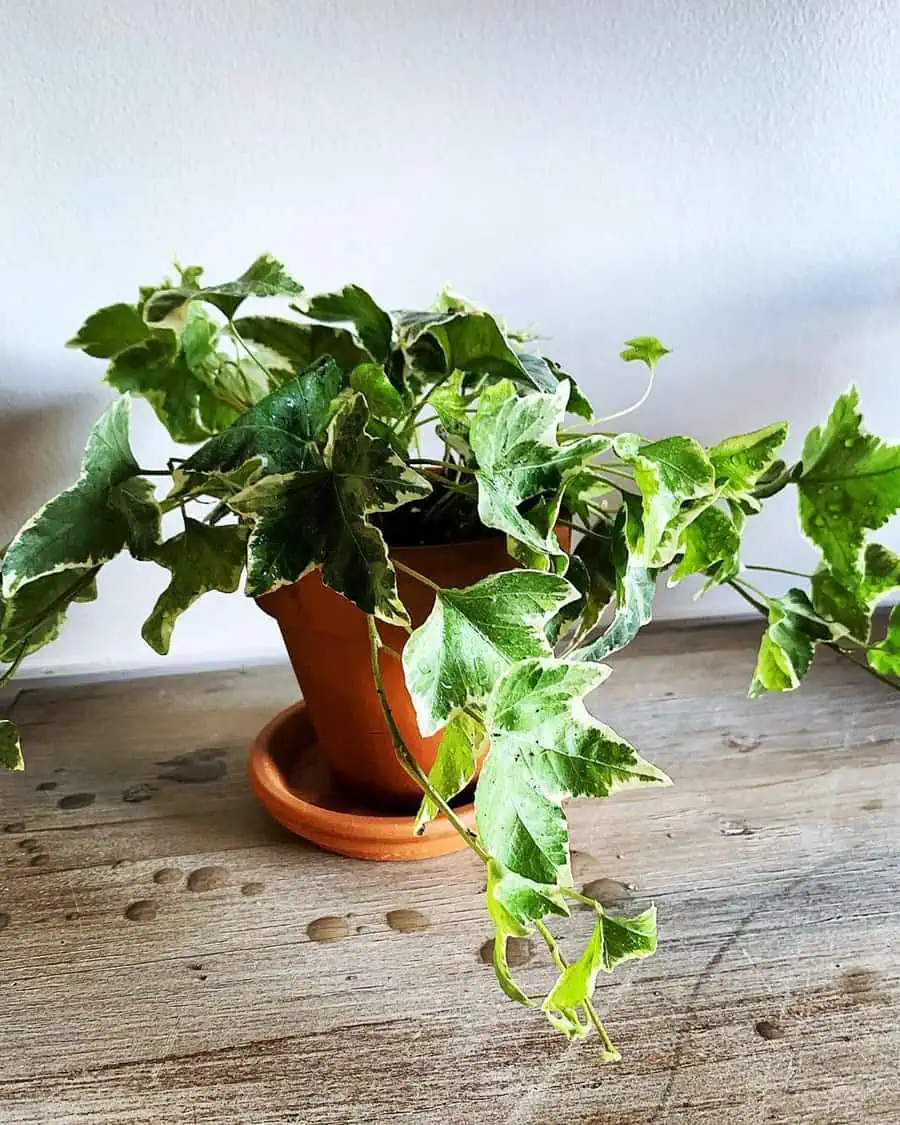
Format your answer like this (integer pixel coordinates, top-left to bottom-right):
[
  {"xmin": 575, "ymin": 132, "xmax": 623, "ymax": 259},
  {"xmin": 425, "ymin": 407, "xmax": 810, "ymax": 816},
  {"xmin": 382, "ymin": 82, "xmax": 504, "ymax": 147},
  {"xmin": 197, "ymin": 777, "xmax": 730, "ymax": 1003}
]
[{"xmin": 2, "ymin": 0, "xmax": 900, "ymax": 678}]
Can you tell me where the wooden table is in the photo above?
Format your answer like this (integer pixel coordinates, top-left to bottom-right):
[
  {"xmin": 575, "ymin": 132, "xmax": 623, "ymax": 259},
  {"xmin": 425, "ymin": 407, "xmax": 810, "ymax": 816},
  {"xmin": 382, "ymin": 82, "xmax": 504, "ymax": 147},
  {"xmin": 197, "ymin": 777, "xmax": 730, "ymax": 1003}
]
[{"xmin": 1, "ymin": 621, "xmax": 898, "ymax": 1124}]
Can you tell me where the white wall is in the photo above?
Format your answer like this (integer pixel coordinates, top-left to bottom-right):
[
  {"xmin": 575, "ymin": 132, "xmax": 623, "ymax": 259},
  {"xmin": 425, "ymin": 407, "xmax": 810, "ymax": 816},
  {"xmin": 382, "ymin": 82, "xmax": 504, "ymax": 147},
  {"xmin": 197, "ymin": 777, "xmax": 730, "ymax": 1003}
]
[{"xmin": 2, "ymin": 0, "xmax": 900, "ymax": 678}]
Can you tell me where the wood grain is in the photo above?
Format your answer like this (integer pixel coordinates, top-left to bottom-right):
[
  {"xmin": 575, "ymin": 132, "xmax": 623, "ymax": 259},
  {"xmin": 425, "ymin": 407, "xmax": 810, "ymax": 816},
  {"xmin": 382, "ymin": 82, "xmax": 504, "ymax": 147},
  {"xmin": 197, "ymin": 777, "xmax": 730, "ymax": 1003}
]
[{"xmin": 1, "ymin": 621, "xmax": 898, "ymax": 1124}]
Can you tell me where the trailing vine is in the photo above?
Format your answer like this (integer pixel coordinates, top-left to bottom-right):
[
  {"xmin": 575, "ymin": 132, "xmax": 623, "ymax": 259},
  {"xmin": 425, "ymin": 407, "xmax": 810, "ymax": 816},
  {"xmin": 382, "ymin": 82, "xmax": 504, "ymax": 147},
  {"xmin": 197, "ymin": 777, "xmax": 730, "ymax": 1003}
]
[{"xmin": 2, "ymin": 255, "xmax": 898, "ymax": 1055}]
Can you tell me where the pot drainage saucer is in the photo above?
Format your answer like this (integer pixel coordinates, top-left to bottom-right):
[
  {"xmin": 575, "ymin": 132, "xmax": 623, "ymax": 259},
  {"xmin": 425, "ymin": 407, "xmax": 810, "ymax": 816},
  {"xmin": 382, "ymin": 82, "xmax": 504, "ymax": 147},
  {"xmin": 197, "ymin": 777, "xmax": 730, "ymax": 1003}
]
[{"xmin": 247, "ymin": 702, "xmax": 476, "ymax": 861}]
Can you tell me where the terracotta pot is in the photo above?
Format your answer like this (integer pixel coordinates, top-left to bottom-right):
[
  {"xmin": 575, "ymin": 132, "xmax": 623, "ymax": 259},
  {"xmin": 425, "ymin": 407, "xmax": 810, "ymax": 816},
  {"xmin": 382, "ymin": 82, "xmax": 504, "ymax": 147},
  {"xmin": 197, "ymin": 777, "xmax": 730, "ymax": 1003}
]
[{"xmin": 256, "ymin": 534, "xmax": 516, "ymax": 813}]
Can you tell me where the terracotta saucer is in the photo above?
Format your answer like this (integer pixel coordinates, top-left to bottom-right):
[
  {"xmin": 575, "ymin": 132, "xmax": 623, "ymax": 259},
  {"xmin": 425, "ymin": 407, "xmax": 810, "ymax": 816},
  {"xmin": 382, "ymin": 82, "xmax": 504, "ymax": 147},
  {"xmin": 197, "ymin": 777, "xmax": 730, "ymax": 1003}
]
[{"xmin": 247, "ymin": 702, "xmax": 476, "ymax": 861}]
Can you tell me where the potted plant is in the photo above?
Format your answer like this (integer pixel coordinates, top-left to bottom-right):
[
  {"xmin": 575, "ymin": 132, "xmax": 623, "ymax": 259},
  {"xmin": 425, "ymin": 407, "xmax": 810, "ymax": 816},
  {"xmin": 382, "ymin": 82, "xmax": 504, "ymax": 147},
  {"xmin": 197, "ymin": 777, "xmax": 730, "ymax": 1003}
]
[{"xmin": 1, "ymin": 254, "xmax": 898, "ymax": 1057}]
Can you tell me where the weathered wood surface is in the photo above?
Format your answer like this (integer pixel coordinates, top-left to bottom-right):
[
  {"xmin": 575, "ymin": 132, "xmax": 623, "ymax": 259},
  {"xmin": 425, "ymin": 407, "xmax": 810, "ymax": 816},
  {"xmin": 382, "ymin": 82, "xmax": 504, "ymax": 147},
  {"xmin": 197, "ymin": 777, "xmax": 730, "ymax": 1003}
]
[{"xmin": 0, "ymin": 620, "xmax": 898, "ymax": 1124}]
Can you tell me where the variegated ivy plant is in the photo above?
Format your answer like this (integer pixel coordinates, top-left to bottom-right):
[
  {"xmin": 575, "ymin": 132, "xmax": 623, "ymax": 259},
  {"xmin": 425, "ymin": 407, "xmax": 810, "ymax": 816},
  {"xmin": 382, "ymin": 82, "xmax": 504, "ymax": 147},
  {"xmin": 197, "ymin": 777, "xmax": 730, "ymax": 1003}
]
[{"xmin": 2, "ymin": 254, "xmax": 899, "ymax": 1057}]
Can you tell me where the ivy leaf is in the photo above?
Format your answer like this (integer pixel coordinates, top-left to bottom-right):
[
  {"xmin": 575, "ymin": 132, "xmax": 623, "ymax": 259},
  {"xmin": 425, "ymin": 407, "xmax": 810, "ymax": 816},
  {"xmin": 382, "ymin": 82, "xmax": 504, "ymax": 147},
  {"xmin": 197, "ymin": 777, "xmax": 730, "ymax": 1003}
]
[
  {"xmin": 563, "ymin": 528, "xmax": 617, "ymax": 643},
  {"xmin": 231, "ymin": 394, "xmax": 430, "ymax": 624},
  {"xmin": 0, "ymin": 569, "xmax": 98, "ymax": 667},
  {"xmin": 798, "ymin": 387, "xmax": 900, "ymax": 578},
  {"xmin": 539, "ymin": 356, "xmax": 594, "ymax": 421},
  {"xmin": 749, "ymin": 589, "xmax": 834, "ymax": 698},
  {"xmin": 301, "ymin": 286, "xmax": 394, "ymax": 364},
  {"xmin": 399, "ymin": 310, "xmax": 558, "ymax": 394},
  {"xmin": 471, "ymin": 381, "xmax": 608, "ymax": 559},
  {"xmin": 542, "ymin": 907, "xmax": 657, "ymax": 1043},
  {"xmin": 174, "ymin": 358, "xmax": 344, "ymax": 498},
  {"xmin": 571, "ymin": 508, "xmax": 656, "ymax": 662},
  {"xmin": 232, "ymin": 316, "xmax": 371, "ymax": 376},
  {"xmin": 669, "ymin": 505, "xmax": 741, "ymax": 588},
  {"xmin": 67, "ymin": 303, "xmax": 152, "ymax": 359},
  {"xmin": 619, "ymin": 336, "xmax": 671, "ymax": 370},
  {"xmin": 811, "ymin": 543, "xmax": 900, "ymax": 643},
  {"xmin": 484, "ymin": 858, "xmax": 570, "ymax": 1006},
  {"xmin": 1, "ymin": 399, "xmax": 160, "ymax": 598},
  {"xmin": 562, "ymin": 466, "xmax": 614, "ymax": 524},
  {"xmin": 613, "ymin": 434, "xmax": 716, "ymax": 566},
  {"xmin": 708, "ymin": 422, "xmax": 789, "ymax": 506},
  {"xmin": 0, "ymin": 720, "xmax": 23, "ymax": 771},
  {"xmin": 599, "ymin": 906, "xmax": 659, "ymax": 971},
  {"xmin": 106, "ymin": 334, "xmax": 241, "ymax": 445},
  {"xmin": 402, "ymin": 570, "xmax": 577, "ymax": 736},
  {"xmin": 476, "ymin": 659, "xmax": 670, "ymax": 885},
  {"xmin": 414, "ymin": 711, "xmax": 486, "ymax": 833},
  {"xmin": 869, "ymin": 606, "xmax": 900, "ymax": 676},
  {"xmin": 350, "ymin": 364, "xmax": 407, "ymax": 419},
  {"xmin": 429, "ymin": 370, "xmax": 472, "ymax": 429},
  {"xmin": 143, "ymin": 253, "xmax": 303, "ymax": 326},
  {"xmin": 141, "ymin": 520, "xmax": 248, "ymax": 655}
]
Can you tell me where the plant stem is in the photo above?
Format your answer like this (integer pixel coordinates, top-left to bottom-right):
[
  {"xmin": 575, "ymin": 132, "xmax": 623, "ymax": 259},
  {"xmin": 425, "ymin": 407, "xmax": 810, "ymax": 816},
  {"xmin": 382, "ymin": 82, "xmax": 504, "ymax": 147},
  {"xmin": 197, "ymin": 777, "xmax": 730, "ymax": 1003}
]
[
  {"xmin": 556, "ymin": 518, "xmax": 610, "ymax": 543},
  {"xmin": 409, "ymin": 458, "xmax": 476, "ymax": 475},
  {"xmin": 534, "ymin": 919, "xmax": 620, "ymax": 1059},
  {"xmin": 599, "ymin": 465, "xmax": 636, "ymax": 482},
  {"xmin": 229, "ymin": 318, "xmax": 276, "ymax": 389},
  {"xmin": 561, "ymin": 887, "xmax": 599, "ymax": 907},
  {"xmin": 394, "ymin": 560, "xmax": 441, "ymax": 591},
  {"xmin": 836, "ymin": 649, "xmax": 900, "ymax": 693},
  {"xmin": 594, "ymin": 367, "xmax": 656, "ymax": 424},
  {"xmin": 366, "ymin": 616, "xmax": 488, "ymax": 859},
  {"xmin": 745, "ymin": 564, "xmax": 813, "ymax": 580},
  {"xmin": 136, "ymin": 468, "xmax": 173, "ymax": 477},
  {"xmin": 727, "ymin": 578, "xmax": 769, "ymax": 616}
]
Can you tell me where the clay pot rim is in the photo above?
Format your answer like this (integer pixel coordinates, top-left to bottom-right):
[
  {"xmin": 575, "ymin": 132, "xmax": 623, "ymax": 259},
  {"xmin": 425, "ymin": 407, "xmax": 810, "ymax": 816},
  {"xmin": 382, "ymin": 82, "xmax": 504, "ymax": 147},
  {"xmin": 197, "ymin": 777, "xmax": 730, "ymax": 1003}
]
[{"xmin": 247, "ymin": 702, "xmax": 476, "ymax": 847}]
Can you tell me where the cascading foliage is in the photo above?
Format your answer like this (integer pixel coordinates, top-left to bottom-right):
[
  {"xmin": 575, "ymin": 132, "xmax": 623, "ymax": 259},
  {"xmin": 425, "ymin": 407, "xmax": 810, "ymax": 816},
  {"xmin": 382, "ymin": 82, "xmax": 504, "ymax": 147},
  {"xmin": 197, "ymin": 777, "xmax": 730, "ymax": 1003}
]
[{"xmin": 2, "ymin": 254, "xmax": 899, "ymax": 1057}]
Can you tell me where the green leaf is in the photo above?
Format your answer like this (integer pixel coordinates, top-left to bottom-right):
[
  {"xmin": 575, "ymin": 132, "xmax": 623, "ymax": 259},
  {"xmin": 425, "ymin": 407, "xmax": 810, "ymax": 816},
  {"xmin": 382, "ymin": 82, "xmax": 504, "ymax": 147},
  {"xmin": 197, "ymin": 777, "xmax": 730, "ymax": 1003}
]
[
  {"xmin": 542, "ymin": 907, "xmax": 657, "ymax": 1042},
  {"xmin": 869, "ymin": 605, "xmax": 900, "ymax": 676},
  {"xmin": 476, "ymin": 659, "xmax": 670, "ymax": 885},
  {"xmin": 234, "ymin": 316, "xmax": 371, "ymax": 376},
  {"xmin": 562, "ymin": 466, "xmax": 614, "ymax": 524},
  {"xmin": 564, "ymin": 525, "xmax": 617, "ymax": 641},
  {"xmin": 542, "ymin": 919, "xmax": 605, "ymax": 1040},
  {"xmin": 429, "ymin": 370, "xmax": 472, "ymax": 429},
  {"xmin": 798, "ymin": 387, "xmax": 900, "ymax": 578},
  {"xmin": 350, "ymin": 363, "xmax": 407, "ymax": 419},
  {"xmin": 619, "ymin": 336, "xmax": 671, "ymax": 370},
  {"xmin": 67, "ymin": 303, "xmax": 152, "ymax": 359},
  {"xmin": 1, "ymin": 399, "xmax": 160, "ymax": 597},
  {"xmin": 0, "ymin": 570, "xmax": 98, "ymax": 666},
  {"xmin": 301, "ymin": 285, "xmax": 394, "ymax": 363},
  {"xmin": 174, "ymin": 358, "xmax": 344, "ymax": 498},
  {"xmin": 0, "ymin": 719, "xmax": 23, "ymax": 771},
  {"xmin": 708, "ymin": 422, "xmax": 789, "ymax": 505},
  {"xmin": 399, "ymin": 309, "xmax": 558, "ymax": 394},
  {"xmin": 749, "ymin": 589, "xmax": 834, "ymax": 698},
  {"xmin": 483, "ymin": 858, "xmax": 570, "ymax": 1007},
  {"xmin": 484, "ymin": 860, "xmax": 565, "ymax": 1006},
  {"xmin": 231, "ymin": 394, "xmax": 430, "ymax": 624},
  {"xmin": 106, "ymin": 334, "xmax": 242, "ymax": 445},
  {"xmin": 811, "ymin": 543, "xmax": 900, "ymax": 643},
  {"xmin": 669, "ymin": 504, "xmax": 741, "ymax": 588},
  {"xmin": 143, "ymin": 253, "xmax": 303, "ymax": 325},
  {"xmin": 571, "ymin": 510, "xmax": 656, "ymax": 662},
  {"xmin": 471, "ymin": 381, "xmax": 608, "ymax": 559},
  {"xmin": 141, "ymin": 520, "xmax": 248, "ymax": 655},
  {"xmin": 613, "ymin": 433, "xmax": 716, "ymax": 566},
  {"xmin": 599, "ymin": 905, "xmax": 658, "ymax": 971},
  {"xmin": 414, "ymin": 711, "xmax": 486, "ymax": 832},
  {"xmin": 540, "ymin": 356, "xmax": 594, "ymax": 421},
  {"xmin": 402, "ymin": 570, "xmax": 577, "ymax": 736}
]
